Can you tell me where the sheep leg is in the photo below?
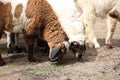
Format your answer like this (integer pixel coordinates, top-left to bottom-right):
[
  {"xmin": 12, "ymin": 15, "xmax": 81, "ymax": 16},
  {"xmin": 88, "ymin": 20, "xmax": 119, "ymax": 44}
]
[
  {"xmin": 0, "ymin": 31, "xmax": 4, "ymax": 65},
  {"xmin": 105, "ymin": 15, "xmax": 117, "ymax": 49},
  {"xmin": 24, "ymin": 31, "xmax": 36, "ymax": 62},
  {"xmin": 24, "ymin": 18, "xmax": 38, "ymax": 62},
  {"xmin": 37, "ymin": 39, "xmax": 49, "ymax": 53},
  {"xmin": 0, "ymin": 54, "xmax": 6, "ymax": 66},
  {"xmin": 83, "ymin": 14, "xmax": 100, "ymax": 48},
  {"xmin": 14, "ymin": 33, "xmax": 22, "ymax": 53},
  {"xmin": 26, "ymin": 38, "xmax": 36, "ymax": 62},
  {"xmin": 4, "ymin": 31, "xmax": 14, "ymax": 57}
]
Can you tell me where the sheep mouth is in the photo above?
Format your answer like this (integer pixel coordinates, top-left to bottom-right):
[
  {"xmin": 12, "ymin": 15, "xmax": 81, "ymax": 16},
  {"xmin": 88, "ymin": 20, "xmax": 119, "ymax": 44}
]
[
  {"xmin": 49, "ymin": 46, "xmax": 61, "ymax": 62},
  {"xmin": 74, "ymin": 52, "xmax": 82, "ymax": 61},
  {"xmin": 70, "ymin": 41, "xmax": 86, "ymax": 61},
  {"xmin": 74, "ymin": 45, "xmax": 86, "ymax": 61}
]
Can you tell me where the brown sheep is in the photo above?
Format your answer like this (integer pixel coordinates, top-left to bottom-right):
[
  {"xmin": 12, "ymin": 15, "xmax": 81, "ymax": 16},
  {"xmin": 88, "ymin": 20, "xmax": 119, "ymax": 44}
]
[
  {"xmin": 24, "ymin": 0, "xmax": 69, "ymax": 62},
  {"xmin": 0, "ymin": 0, "xmax": 70, "ymax": 66}
]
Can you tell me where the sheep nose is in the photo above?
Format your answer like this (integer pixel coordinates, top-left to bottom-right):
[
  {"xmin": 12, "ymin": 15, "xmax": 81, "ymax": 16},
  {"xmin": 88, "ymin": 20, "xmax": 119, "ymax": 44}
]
[
  {"xmin": 75, "ymin": 52, "xmax": 82, "ymax": 61},
  {"xmin": 49, "ymin": 46, "xmax": 61, "ymax": 62}
]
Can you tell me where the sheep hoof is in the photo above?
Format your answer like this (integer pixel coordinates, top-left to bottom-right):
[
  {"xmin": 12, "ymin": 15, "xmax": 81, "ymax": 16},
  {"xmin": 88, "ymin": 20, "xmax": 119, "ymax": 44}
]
[
  {"xmin": 29, "ymin": 58, "xmax": 36, "ymax": 62},
  {"xmin": 15, "ymin": 46, "xmax": 22, "ymax": 53},
  {"xmin": 105, "ymin": 44, "xmax": 113, "ymax": 49},
  {"xmin": 0, "ymin": 59, "xmax": 6, "ymax": 66},
  {"xmin": 8, "ymin": 53, "xmax": 15, "ymax": 59},
  {"xmin": 8, "ymin": 49, "xmax": 15, "ymax": 59},
  {"xmin": 8, "ymin": 53, "xmax": 14, "ymax": 57},
  {"xmin": 94, "ymin": 43, "xmax": 100, "ymax": 48},
  {"xmin": 8, "ymin": 48, "xmax": 13, "ymax": 54}
]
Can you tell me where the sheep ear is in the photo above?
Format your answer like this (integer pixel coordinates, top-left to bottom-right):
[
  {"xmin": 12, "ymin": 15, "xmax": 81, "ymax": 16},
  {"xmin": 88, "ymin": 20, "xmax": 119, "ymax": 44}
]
[{"xmin": 50, "ymin": 46, "xmax": 61, "ymax": 59}]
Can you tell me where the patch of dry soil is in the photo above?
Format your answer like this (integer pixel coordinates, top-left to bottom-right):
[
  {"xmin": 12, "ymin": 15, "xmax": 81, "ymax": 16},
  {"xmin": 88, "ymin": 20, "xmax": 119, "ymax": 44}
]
[{"xmin": 0, "ymin": 18, "xmax": 120, "ymax": 80}]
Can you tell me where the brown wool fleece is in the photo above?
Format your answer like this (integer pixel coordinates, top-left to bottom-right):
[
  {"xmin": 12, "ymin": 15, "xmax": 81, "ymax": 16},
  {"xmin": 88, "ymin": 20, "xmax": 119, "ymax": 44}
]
[
  {"xmin": 4, "ymin": 2, "xmax": 13, "ymax": 32},
  {"xmin": 0, "ymin": 2, "xmax": 5, "ymax": 38},
  {"xmin": 0, "ymin": 0, "xmax": 68, "ymax": 48},
  {"xmin": 25, "ymin": 0, "xmax": 68, "ymax": 48}
]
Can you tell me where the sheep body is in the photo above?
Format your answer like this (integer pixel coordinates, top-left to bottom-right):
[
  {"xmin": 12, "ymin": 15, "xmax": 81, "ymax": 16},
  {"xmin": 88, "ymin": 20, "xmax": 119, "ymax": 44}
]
[
  {"xmin": 75, "ymin": 0, "xmax": 120, "ymax": 48},
  {"xmin": 0, "ymin": 0, "xmax": 70, "ymax": 65}
]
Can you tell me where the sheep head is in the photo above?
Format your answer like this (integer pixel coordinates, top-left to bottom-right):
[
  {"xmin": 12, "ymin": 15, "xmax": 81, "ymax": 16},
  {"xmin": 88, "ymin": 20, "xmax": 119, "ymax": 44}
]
[
  {"xmin": 48, "ymin": 41, "xmax": 69, "ymax": 62},
  {"xmin": 69, "ymin": 41, "xmax": 86, "ymax": 61}
]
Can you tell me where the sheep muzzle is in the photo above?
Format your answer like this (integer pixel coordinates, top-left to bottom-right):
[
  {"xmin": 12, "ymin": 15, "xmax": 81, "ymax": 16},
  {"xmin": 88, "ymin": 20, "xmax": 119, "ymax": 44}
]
[
  {"xmin": 49, "ymin": 41, "xmax": 69, "ymax": 62},
  {"xmin": 70, "ymin": 41, "xmax": 86, "ymax": 61},
  {"xmin": 49, "ymin": 46, "xmax": 61, "ymax": 62}
]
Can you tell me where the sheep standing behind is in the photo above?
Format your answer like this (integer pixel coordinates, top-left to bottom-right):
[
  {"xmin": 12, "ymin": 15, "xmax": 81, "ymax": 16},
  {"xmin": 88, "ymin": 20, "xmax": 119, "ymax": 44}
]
[{"xmin": 74, "ymin": 0, "xmax": 120, "ymax": 48}]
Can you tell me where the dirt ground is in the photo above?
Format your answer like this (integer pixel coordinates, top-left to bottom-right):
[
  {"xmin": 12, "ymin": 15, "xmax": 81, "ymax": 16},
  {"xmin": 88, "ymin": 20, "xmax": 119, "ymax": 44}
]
[{"xmin": 0, "ymin": 18, "xmax": 120, "ymax": 80}]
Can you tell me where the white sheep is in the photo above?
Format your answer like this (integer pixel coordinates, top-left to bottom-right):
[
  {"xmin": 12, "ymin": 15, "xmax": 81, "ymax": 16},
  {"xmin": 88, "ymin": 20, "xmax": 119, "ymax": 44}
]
[
  {"xmin": 74, "ymin": 0, "xmax": 120, "ymax": 48},
  {"xmin": 47, "ymin": 0, "xmax": 85, "ymax": 60}
]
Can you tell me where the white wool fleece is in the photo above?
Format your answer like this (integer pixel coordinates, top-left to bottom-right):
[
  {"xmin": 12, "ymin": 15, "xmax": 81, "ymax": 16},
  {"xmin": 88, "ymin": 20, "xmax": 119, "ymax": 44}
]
[{"xmin": 47, "ymin": 0, "xmax": 85, "ymax": 45}]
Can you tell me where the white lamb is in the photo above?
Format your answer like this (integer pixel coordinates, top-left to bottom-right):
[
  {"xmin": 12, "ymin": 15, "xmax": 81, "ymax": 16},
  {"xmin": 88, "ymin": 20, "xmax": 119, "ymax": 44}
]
[{"xmin": 74, "ymin": 0, "xmax": 120, "ymax": 48}]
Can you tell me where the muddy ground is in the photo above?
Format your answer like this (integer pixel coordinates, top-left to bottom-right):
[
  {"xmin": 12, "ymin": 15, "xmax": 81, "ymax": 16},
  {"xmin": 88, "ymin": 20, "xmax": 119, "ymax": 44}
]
[{"xmin": 0, "ymin": 18, "xmax": 120, "ymax": 80}]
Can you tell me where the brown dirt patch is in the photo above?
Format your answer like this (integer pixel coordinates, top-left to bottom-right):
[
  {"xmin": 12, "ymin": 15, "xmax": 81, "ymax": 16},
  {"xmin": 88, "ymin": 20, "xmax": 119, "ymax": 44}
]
[{"xmin": 0, "ymin": 18, "xmax": 120, "ymax": 80}]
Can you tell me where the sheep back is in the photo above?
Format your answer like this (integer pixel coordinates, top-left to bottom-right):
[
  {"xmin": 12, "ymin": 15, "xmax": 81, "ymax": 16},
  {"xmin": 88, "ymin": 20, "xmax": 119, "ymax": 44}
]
[{"xmin": 25, "ymin": 0, "xmax": 68, "ymax": 47}]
